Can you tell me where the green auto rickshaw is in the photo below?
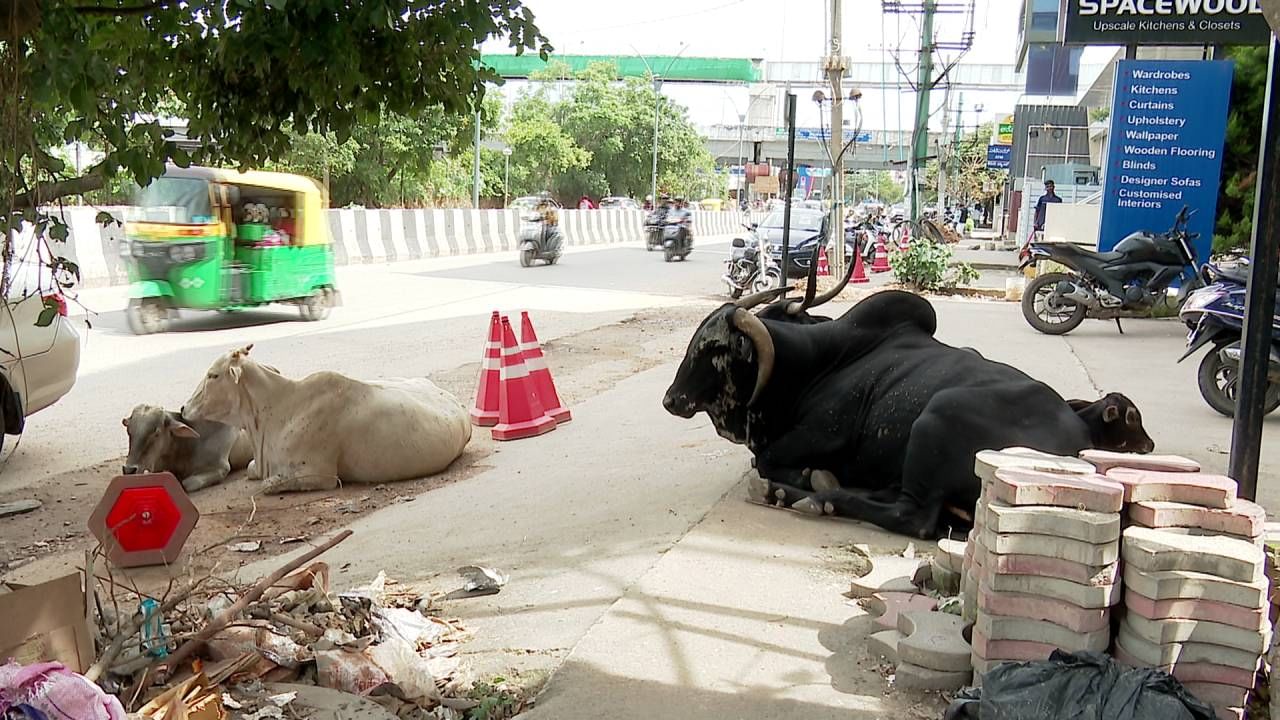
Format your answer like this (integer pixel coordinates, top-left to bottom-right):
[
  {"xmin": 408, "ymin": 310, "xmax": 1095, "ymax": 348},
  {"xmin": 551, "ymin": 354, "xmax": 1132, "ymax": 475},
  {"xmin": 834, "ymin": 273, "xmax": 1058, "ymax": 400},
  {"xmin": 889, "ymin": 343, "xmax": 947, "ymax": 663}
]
[{"xmin": 122, "ymin": 165, "xmax": 339, "ymax": 334}]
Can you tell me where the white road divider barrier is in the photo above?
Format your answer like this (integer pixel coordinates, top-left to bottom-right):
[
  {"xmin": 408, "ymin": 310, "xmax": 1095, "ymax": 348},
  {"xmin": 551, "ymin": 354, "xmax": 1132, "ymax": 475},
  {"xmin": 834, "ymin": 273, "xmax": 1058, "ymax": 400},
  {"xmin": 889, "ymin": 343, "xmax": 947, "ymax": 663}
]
[{"xmin": 30, "ymin": 206, "xmax": 768, "ymax": 288}]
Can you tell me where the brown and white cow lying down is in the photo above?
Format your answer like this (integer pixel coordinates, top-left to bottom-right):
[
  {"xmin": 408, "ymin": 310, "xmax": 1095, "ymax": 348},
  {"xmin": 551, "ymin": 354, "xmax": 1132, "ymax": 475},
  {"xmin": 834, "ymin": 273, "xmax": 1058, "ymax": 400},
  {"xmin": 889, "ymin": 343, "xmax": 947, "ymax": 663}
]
[
  {"xmin": 122, "ymin": 404, "xmax": 255, "ymax": 492},
  {"xmin": 181, "ymin": 345, "xmax": 472, "ymax": 494}
]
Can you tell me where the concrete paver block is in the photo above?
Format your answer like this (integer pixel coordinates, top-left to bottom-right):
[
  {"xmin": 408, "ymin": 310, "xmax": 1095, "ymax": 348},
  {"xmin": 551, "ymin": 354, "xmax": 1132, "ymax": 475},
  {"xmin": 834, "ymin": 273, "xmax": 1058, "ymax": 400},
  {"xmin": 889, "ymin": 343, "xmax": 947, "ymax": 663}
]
[
  {"xmin": 1129, "ymin": 500, "xmax": 1266, "ymax": 541},
  {"xmin": 1117, "ymin": 620, "xmax": 1265, "ymax": 671},
  {"xmin": 977, "ymin": 583, "xmax": 1110, "ymax": 633},
  {"xmin": 848, "ymin": 555, "xmax": 921, "ymax": 598},
  {"xmin": 975, "ymin": 612, "xmax": 1109, "ymax": 653},
  {"xmin": 894, "ymin": 661, "xmax": 971, "ymax": 691},
  {"xmin": 975, "ymin": 448, "xmax": 1095, "ymax": 485},
  {"xmin": 936, "ymin": 538, "xmax": 966, "ymax": 573},
  {"xmin": 983, "ymin": 528, "xmax": 1119, "ymax": 566},
  {"xmin": 991, "ymin": 553, "xmax": 1118, "ymax": 587},
  {"xmin": 1105, "ymin": 468, "xmax": 1237, "ymax": 508},
  {"xmin": 1123, "ymin": 527, "xmax": 1265, "ymax": 584},
  {"xmin": 867, "ymin": 629, "xmax": 901, "ymax": 664},
  {"xmin": 986, "ymin": 570, "xmax": 1122, "ymax": 608},
  {"xmin": 990, "ymin": 469, "xmax": 1124, "ymax": 513},
  {"xmin": 1124, "ymin": 565, "xmax": 1269, "ymax": 609},
  {"xmin": 1113, "ymin": 640, "xmax": 1259, "ymax": 689},
  {"xmin": 1183, "ymin": 682, "xmax": 1252, "ymax": 709},
  {"xmin": 970, "ymin": 627, "xmax": 1056, "ymax": 663},
  {"xmin": 896, "ymin": 611, "xmax": 972, "ymax": 672},
  {"xmin": 985, "ymin": 501, "xmax": 1121, "ymax": 544},
  {"xmin": 861, "ymin": 591, "xmax": 939, "ymax": 631},
  {"xmin": 1125, "ymin": 589, "xmax": 1269, "ymax": 630},
  {"xmin": 1080, "ymin": 449, "xmax": 1201, "ymax": 474},
  {"xmin": 1124, "ymin": 613, "xmax": 1270, "ymax": 655}
]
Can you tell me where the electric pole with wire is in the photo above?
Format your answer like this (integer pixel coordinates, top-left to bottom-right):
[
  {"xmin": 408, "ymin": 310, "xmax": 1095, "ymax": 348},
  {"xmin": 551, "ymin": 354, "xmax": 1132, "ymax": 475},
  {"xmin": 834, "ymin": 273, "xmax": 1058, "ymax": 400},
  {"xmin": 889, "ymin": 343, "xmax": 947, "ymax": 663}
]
[{"xmin": 825, "ymin": 0, "xmax": 848, "ymax": 275}]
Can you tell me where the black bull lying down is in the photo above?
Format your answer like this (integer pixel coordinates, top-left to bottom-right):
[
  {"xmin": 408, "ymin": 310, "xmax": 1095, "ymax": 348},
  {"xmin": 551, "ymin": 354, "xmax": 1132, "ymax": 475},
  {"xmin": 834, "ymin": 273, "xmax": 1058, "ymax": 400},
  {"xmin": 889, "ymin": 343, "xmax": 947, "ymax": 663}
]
[{"xmin": 661, "ymin": 261, "xmax": 1153, "ymax": 539}]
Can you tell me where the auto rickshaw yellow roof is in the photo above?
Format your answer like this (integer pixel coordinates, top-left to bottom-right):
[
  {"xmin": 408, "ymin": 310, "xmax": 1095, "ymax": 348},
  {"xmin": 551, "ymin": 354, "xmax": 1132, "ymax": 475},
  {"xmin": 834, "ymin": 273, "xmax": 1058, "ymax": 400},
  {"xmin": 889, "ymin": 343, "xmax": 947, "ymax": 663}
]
[{"xmin": 162, "ymin": 165, "xmax": 324, "ymax": 196}]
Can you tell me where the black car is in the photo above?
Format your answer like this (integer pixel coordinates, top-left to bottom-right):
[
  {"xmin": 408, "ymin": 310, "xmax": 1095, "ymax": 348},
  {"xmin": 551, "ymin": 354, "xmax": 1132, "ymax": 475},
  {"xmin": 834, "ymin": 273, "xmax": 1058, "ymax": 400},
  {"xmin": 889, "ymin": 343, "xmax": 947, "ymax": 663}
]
[{"xmin": 750, "ymin": 208, "xmax": 856, "ymax": 278}]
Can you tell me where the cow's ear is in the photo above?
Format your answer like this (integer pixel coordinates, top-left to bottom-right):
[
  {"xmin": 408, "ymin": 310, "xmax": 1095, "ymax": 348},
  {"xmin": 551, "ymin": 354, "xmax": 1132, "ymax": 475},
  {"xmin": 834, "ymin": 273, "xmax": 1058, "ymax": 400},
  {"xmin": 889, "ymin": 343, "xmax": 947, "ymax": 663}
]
[
  {"xmin": 1103, "ymin": 403, "xmax": 1121, "ymax": 423},
  {"xmin": 1125, "ymin": 406, "xmax": 1140, "ymax": 426},
  {"xmin": 230, "ymin": 364, "xmax": 243, "ymax": 384},
  {"xmin": 121, "ymin": 417, "xmax": 129, "ymax": 428},
  {"xmin": 169, "ymin": 420, "xmax": 200, "ymax": 439}
]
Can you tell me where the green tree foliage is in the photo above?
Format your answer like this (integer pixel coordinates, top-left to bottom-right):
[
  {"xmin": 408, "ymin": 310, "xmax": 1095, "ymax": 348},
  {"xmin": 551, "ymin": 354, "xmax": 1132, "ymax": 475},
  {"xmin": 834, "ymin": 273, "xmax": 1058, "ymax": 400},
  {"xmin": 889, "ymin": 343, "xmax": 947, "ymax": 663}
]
[
  {"xmin": 848, "ymin": 171, "xmax": 905, "ymax": 204},
  {"xmin": 924, "ymin": 122, "xmax": 1007, "ymax": 206},
  {"xmin": 1214, "ymin": 45, "xmax": 1267, "ymax": 254},
  {"xmin": 2, "ymin": 0, "xmax": 547, "ymax": 290},
  {"xmin": 504, "ymin": 61, "xmax": 716, "ymax": 204}
]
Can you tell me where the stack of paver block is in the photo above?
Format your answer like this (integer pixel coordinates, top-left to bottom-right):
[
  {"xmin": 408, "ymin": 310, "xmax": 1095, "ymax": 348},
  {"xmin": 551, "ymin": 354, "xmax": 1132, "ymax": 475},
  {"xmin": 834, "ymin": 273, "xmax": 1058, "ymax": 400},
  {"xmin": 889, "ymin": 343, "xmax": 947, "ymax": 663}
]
[
  {"xmin": 1085, "ymin": 452, "xmax": 1271, "ymax": 720},
  {"xmin": 967, "ymin": 450, "xmax": 1126, "ymax": 684}
]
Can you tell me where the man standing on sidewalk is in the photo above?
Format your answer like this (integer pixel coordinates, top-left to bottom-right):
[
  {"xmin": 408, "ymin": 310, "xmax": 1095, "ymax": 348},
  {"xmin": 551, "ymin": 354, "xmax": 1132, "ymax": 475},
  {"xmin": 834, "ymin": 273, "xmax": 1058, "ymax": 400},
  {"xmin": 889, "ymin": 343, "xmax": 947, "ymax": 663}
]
[{"xmin": 1033, "ymin": 180, "xmax": 1061, "ymax": 235}]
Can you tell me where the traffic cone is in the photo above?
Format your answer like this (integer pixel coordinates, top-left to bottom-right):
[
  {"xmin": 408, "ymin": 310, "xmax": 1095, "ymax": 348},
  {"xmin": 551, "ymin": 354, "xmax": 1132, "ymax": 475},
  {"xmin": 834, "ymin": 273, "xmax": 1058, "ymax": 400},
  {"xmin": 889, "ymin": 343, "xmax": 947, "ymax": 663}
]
[
  {"xmin": 817, "ymin": 245, "xmax": 831, "ymax": 277},
  {"xmin": 898, "ymin": 224, "xmax": 911, "ymax": 252},
  {"xmin": 492, "ymin": 317, "xmax": 557, "ymax": 441},
  {"xmin": 850, "ymin": 243, "xmax": 870, "ymax": 284},
  {"xmin": 519, "ymin": 311, "xmax": 571, "ymax": 424},
  {"xmin": 870, "ymin": 234, "xmax": 891, "ymax": 273},
  {"xmin": 469, "ymin": 311, "xmax": 503, "ymax": 427}
]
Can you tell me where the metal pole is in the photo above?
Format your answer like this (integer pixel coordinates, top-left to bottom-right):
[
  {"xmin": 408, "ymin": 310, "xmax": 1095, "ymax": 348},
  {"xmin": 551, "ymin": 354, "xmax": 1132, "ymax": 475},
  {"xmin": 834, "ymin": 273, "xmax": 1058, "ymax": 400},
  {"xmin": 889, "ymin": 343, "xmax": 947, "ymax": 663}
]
[
  {"xmin": 652, "ymin": 77, "xmax": 661, "ymax": 206},
  {"xmin": 472, "ymin": 104, "xmax": 482, "ymax": 208},
  {"xmin": 828, "ymin": 0, "xmax": 846, "ymax": 277},
  {"xmin": 1229, "ymin": 36, "xmax": 1280, "ymax": 501},
  {"xmin": 909, "ymin": 0, "xmax": 936, "ymax": 222},
  {"xmin": 739, "ymin": 113, "xmax": 746, "ymax": 208},
  {"xmin": 782, "ymin": 93, "xmax": 798, "ymax": 288},
  {"xmin": 938, "ymin": 84, "xmax": 951, "ymax": 213},
  {"xmin": 504, "ymin": 153, "xmax": 510, "ymax": 208}
]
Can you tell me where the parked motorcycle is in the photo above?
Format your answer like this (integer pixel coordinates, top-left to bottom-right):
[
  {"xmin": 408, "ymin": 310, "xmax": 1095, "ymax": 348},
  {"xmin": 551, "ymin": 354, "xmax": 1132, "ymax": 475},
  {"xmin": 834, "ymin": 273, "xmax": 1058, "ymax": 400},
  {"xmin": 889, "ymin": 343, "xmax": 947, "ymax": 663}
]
[
  {"xmin": 1019, "ymin": 205, "xmax": 1203, "ymax": 335},
  {"xmin": 1177, "ymin": 260, "xmax": 1280, "ymax": 417},
  {"xmin": 518, "ymin": 212, "xmax": 563, "ymax": 267},
  {"xmin": 724, "ymin": 227, "xmax": 781, "ymax": 298},
  {"xmin": 662, "ymin": 217, "xmax": 693, "ymax": 262}
]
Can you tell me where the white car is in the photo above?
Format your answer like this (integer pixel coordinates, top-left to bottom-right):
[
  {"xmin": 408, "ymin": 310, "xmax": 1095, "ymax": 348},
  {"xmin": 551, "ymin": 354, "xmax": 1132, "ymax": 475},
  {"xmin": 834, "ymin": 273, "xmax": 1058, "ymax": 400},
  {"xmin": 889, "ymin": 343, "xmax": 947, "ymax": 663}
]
[
  {"xmin": 599, "ymin": 196, "xmax": 640, "ymax": 211},
  {"xmin": 1, "ymin": 257, "xmax": 80, "ymax": 431}
]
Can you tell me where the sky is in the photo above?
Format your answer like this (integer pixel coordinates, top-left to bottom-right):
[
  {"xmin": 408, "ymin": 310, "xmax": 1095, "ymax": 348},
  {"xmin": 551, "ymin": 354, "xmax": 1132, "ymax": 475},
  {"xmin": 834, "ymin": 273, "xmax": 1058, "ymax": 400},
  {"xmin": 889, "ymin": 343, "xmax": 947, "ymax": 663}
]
[{"xmin": 479, "ymin": 0, "xmax": 1089, "ymax": 134}]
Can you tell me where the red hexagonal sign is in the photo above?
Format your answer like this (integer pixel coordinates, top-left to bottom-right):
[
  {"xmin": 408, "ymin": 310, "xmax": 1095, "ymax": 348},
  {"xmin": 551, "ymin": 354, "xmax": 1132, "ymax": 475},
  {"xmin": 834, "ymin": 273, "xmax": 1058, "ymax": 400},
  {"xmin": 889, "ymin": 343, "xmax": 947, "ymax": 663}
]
[{"xmin": 88, "ymin": 473, "xmax": 199, "ymax": 568}]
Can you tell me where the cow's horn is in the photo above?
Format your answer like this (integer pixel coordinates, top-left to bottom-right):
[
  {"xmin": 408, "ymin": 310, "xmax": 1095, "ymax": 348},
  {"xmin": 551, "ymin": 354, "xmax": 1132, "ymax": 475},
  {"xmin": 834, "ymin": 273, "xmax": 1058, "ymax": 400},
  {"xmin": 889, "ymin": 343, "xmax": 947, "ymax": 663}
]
[
  {"xmin": 734, "ymin": 285, "xmax": 791, "ymax": 310},
  {"xmin": 786, "ymin": 244, "xmax": 822, "ymax": 315},
  {"xmin": 806, "ymin": 243, "xmax": 860, "ymax": 309},
  {"xmin": 732, "ymin": 308, "xmax": 775, "ymax": 406}
]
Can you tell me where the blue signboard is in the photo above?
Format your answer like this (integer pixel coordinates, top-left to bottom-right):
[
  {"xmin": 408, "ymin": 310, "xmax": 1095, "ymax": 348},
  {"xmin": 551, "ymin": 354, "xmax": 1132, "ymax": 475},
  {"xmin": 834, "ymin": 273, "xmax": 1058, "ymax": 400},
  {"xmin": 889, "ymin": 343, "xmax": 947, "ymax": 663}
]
[
  {"xmin": 987, "ymin": 145, "xmax": 1012, "ymax": 170},
  {"xmin": 792, "ymin": 128, "xmax": 874, "ymax": 143},
  {"xmin": 1097, "ymin": 60, "xmax": 1233, "ymax": 263}
]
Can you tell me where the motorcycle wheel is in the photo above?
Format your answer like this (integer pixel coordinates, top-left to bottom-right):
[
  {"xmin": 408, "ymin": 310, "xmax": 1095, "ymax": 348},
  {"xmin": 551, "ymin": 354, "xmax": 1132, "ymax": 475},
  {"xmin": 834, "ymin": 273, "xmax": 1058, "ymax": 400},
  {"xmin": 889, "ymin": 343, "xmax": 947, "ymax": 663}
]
[
  {"xmin": 1022, "ymin": 272, "xmax": 1087, "ymax": 335},
  {"xmin": 519, "ymin": 248, "xmax": 535, "ymax": 268},
  {"xmin": 752, "ymin": 273, "xmax": 778, "ymax": 294},
  {"xmin": 664, "ymin": 247, "xmax": 676, "ymax": 262},
  {"xmin": 1197, "ymin": 347, "xmax": 1280, "ymax": 417}
]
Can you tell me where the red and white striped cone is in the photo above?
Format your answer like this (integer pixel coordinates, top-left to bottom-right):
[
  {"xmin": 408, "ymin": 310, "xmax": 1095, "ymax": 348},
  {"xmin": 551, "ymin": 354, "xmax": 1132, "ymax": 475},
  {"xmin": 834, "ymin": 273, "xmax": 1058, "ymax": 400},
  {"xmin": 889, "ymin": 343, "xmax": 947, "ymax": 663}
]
[
  {"xmin": 870, "ymin": 234, "xmax": 892, "ymax": 273},
  {"xmin": 898, "ymin": 224, "xmax": 911, "ymax": 252},
  {"xmin": 850, "ymin": 243, "xmax": 870, "ymax": 284},
  {"xmin": 493, "ymin": 318, "xmax": 557, "ymax": 441},
  {"xmin": 817, "ymin": 245, "xmax": 831, "ymax": 277},
  {"xmin": 519, "ymin": 311, "xmax": 571, "ymax": 424},
  {"xmin": 469, "ymin": 311, "xmax": 503, "ymax": 426}
]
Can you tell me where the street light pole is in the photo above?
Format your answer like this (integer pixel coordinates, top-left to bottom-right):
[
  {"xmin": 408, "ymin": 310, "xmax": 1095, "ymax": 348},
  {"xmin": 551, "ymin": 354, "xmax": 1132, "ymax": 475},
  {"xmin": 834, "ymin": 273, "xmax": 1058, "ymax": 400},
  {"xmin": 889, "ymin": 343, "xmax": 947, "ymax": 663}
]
[
  {"xmin": 503, "ymin": 147, "xmax": 512, "ymax": 208},
  {"xmin": 652, "ymin": 76, "xmax": 661, "ymax": 207},
  {"xmin": 472, "ymin": 103, "xmax": 482, "ymax": 208}
]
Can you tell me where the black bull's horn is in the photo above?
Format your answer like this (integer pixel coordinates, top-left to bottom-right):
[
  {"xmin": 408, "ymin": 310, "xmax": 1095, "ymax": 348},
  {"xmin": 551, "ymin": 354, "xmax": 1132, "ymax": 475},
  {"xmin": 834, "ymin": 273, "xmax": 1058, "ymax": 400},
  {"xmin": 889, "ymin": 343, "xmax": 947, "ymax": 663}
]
[
  {"xmin": 734, "ymin": 285, "xmax": 792, "ymax": 310},
  {"xmin": 732, "ymin": 308, "xmax": 774, "ymax": 406},
  {"xmin": 786, "ymin": 240, "xmax": 858, "ymax": 316}
]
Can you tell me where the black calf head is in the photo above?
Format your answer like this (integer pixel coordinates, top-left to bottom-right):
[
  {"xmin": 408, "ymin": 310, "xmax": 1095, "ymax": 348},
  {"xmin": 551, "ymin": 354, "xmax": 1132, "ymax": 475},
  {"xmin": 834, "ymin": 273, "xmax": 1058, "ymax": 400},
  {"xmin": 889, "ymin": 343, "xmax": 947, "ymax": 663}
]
[{"xmin": 1068, "ymin": 392, "xmax": 1155, "ymax": 454}]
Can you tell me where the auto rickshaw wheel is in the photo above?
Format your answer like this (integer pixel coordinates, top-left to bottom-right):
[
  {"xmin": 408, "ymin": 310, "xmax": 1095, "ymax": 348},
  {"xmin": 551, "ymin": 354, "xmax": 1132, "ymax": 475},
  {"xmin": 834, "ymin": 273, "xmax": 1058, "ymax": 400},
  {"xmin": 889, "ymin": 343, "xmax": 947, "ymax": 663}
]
[
  {"xmin": 126, "ymin": 298, "xmax": 170, "ymax": 335},
  {"xmin": 299, "ymin": 288, "xmax": 333, "ymax": 322}
]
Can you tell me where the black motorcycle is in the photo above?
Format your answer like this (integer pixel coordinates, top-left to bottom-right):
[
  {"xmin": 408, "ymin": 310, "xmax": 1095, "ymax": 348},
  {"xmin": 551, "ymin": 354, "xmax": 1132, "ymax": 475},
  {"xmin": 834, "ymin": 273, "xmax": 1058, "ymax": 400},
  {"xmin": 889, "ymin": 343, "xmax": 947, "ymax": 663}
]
[
  {"xmin": 518, "ymin": 213, "xmax": 563, "ymax": 267},
  {"xmin": 724, "ymin": 228, "xmax": 781, "ymax": 298},
  {"xmin": 661, "ymin": 216, "xmax": 693, "ymax": 262},
  {"xmin": 1019, "ymin": 205, "xmax": 1203, "ymax": 335}
]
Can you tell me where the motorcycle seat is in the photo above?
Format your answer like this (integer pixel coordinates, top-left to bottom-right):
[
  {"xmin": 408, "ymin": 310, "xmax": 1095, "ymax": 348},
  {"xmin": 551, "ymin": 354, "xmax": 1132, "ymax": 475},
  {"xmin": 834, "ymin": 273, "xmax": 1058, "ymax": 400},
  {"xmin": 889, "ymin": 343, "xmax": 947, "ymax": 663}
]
[
  {"xmin": 1053, "ymin": 243, "xmax": 1125, "ymax": 263},
  {"xmin": 1213, "ymin": 265, "xmax": 1280, "ymax": 288}
]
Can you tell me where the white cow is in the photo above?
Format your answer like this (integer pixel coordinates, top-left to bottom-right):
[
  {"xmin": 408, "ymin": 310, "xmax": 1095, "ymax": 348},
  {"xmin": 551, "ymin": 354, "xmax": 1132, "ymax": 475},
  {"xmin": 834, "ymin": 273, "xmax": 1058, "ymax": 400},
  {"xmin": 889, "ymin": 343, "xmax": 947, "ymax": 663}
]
[{"xmin": 182, "ymin": 345, "xmax": 472, "ymax": 494}]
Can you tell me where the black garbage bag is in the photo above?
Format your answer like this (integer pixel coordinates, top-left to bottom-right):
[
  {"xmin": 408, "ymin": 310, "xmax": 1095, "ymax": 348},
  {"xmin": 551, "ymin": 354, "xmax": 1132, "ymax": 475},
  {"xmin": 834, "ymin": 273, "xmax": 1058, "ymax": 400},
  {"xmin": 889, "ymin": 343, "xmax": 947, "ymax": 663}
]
[{"xmin": 942, "ymin": 650, "xmax": 1217, "ymax": 720}]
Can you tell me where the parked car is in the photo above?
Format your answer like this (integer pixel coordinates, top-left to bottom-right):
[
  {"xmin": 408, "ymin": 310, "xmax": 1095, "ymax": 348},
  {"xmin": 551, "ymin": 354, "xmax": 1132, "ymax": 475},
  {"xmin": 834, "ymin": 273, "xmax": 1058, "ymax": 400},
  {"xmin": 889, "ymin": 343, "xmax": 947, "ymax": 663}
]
[
  {"xmin": 750, "ymin": 208, "xmax": 853, "ymax": 279},
  {"xmin": 1, "ymin": 256, "xmax": 80, "ymax": 435},
  {"xmin": 599, "ymin": 197, "xmax": 640, "ymax": 211}
]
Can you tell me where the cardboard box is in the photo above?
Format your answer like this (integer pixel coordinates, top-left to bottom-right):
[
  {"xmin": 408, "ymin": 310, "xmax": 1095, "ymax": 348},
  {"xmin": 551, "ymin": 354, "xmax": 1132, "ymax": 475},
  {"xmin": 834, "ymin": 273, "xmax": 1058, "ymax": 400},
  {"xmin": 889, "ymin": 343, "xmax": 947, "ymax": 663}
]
[{"xmin": 0, "ymin": 573, "xmax": 93, "ymax": 672}]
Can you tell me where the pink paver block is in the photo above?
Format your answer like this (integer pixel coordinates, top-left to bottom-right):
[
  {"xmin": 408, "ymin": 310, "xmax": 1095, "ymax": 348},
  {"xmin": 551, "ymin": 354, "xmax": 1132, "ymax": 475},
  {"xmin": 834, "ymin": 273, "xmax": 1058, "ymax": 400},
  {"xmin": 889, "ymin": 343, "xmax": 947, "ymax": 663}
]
[
  {"xmin": 1183, "ymin": 683, "xmax": 1251, "ymax": 709},
  {"xmin": 970, "ymin": 627, "xmax": 1056, "ymax": 663},
  {"xmin": 1128, "ymin": 500, "xmax": 1266, "ymax": 540},
  {"xmin": 1080, "ymin": 449, "xmax": 1201, "ymax": 474},
  {"xmin": 989, "ymin": 468, "xmax": 1124, "ymax": 513},
  {"xmin": 1125, "ymin": 589, "xmax": 1268, "ymax": 630},
  {"xmin": 1113, "ymin": 642, "xmax": 1259, "ymax": 689},
  {"xmin": 861, "ymin": 591, "xmax": 939, "ymax": 631},
  {"xmin": 1105, "ymin": 468, "xmax": 1237, "ymax": 508},
  {"xmin": 975, "ymin": 448, "xmax": 1096, "ymax": 485},
  {"xmin": 977, "ymin": 583, "xmax": 1110, "ymax": 633},
  {"xmin": 992, "ymin": 553, "xmax": 1118, "ymax": 586}
]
